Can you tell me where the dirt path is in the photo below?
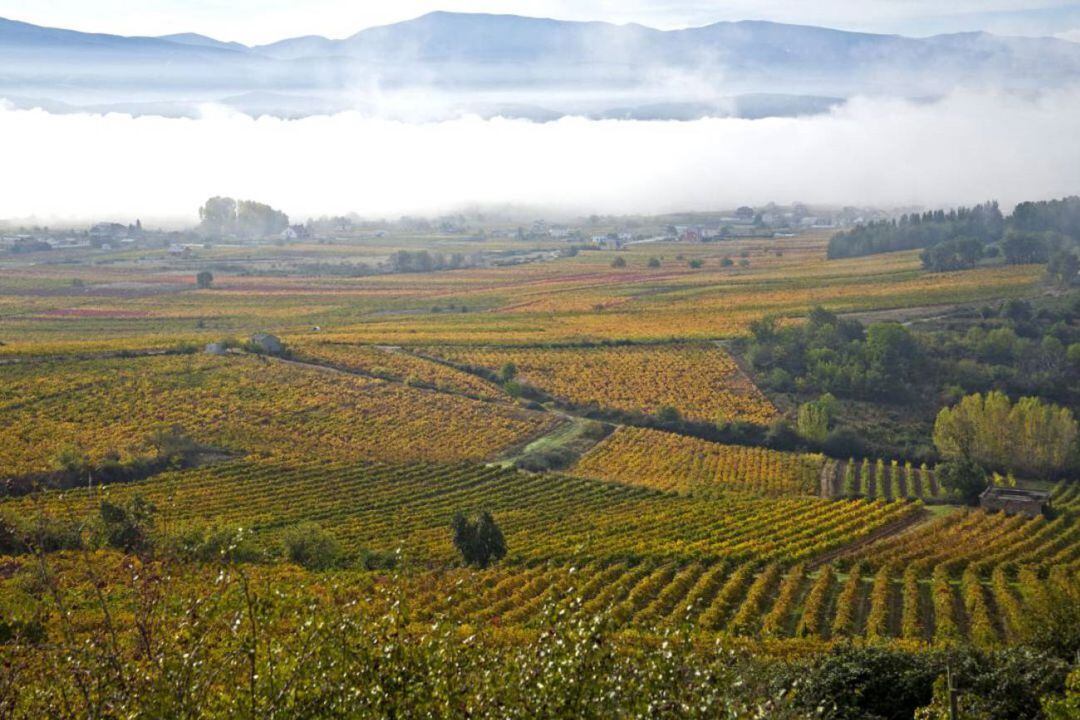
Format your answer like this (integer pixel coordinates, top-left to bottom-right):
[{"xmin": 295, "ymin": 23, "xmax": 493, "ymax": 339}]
[
  {"xmin": 0, "ymin": 347, "xmax": 183, "ymax": 366},
  {"xmin": 712, "ymin": 339, "xmax": 793, "ymax": 414},
  {"xmin": 807, "ymin": 507, "xmax": 928, "ymax": 570},
  {"xmin": 840, "ymin": 289, "xmax": 1053, "ymax": 327}
]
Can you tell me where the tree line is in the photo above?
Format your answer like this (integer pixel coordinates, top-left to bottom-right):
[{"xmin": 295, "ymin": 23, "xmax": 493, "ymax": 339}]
[
  {"xmin": 198, "ymin": 196, "xmax": 290, "ymax": 239},
  {"xmin": 827, "ymin": 197, "xmax": 1080, "ymax": 280}
]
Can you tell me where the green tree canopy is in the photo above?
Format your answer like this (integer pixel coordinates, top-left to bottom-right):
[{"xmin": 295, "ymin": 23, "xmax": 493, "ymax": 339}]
[
  {"xmin": 936, "ymin": 457, "xmax": 988, "ymax": 505},
  {"xmin": 452, "ymin": 511, "xmax": 507, "ymax": 568},
  {"xmin": 797, "ymin": 393, "xmax": 836, "ymax": 443},
  {"xmin": 282, "ymin": 522, "xmax": 344, "ymax": 571},
  {"xmin": 98, "ymin": 495, "xmax": 156, "ymax": 554},
  {"xmin": 933, "ymin": 391, "xmax": 1078, "ymax": 477}
]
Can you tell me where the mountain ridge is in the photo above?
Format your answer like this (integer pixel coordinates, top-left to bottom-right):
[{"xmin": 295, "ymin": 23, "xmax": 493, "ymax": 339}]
[{"xmin": 1, "ymin": 11, "xmax": 1077, "ymax": 120}]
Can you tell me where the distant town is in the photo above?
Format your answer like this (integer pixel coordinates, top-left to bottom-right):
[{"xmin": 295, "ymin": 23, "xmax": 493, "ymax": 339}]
[{"xmin": 1, "ymin": 201, "xmax": 894, "ymax": 273}]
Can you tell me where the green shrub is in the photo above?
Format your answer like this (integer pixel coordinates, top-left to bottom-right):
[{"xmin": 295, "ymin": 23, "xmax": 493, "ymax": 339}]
[
  {"xmin": 282, "ymin": 522, "xmax": 344, "ymax": 571},
  {"xmin": 452, "ymin": 511, "xmax": 506, "ymax": 568}
]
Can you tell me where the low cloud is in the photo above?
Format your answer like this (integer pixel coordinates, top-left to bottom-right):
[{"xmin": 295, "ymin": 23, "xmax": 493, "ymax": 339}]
[{"xmin": 2, "ymin": 87, "xmax": 1080, "ymax": 224}]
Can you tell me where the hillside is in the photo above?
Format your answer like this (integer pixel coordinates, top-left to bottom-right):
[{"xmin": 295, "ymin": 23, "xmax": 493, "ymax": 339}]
[{"xmin": 1, "ymin": 12, "xmax": 1078, "ymax": 119}]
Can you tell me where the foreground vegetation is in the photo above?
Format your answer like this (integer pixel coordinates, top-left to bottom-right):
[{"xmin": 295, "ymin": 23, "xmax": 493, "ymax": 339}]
[{"xmin": 0, "ymin": 546, "xmax": 1076, "ymax": 719}]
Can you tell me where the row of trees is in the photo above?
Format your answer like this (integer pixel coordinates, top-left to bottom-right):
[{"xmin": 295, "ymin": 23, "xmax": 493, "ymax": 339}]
[
  {"xmin": 827, "ymin": 197, "xmax": 1080, "ymax": 282},
  {"xmin": 198, "ymin": 197, "xmax": 289, "ymax": 239},
  {"xmin": 388, "ymin": 250, "xmax": 478, "ymax": 274},
  {"xmin": 933, "ymin": 391, "xmax": 1078, "ymax": 477},
  {"xmin": 827, "ymin": 202, "xmax": 1004, "ymax": 260}
]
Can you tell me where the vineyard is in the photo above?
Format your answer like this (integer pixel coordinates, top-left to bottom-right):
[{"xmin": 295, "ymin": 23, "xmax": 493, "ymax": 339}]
[
  {"xmin": 0, "ymin": 241, "xmax": 1041, "ymax": 353},
  {"xmin": 0, "ymin": 227, "xmax": 1076, "ymax": 677},
  {"xmin": 830, "ymin": 458, "xmax": 941, "ymax": 501},
  {"xmin": 423, "ymin": 344, "xmax": 778, "ymax": 424},
  {"xmin": 571, "ymin": 426, "xmax": 823, "ymax": 496},
  {"xmin": 0, "ymin": 354, "xmax": 554, "ymax": 474},
  {"xmin": 841, "ymin": 506, "xmax": 1080, "ymax": 574},
  {"xmin": 389, "ymin": 497, "xmax": 1080, "ymax": 647},
  {"xmin": 21, "ymin": 451, "xmax": 1066, "ymax": 648},
  {"xmin": 290, "ymin": 341, "xmax": 508, "ymax": 402},
  {"xmin": 8, "ymin": 458, "xmax": 919, "ymax": 566}
]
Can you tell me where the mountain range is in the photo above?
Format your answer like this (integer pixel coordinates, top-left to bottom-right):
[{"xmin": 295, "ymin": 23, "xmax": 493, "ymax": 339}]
[{"xmin": 1, "ymin": 11, "xmax": 1078, "ymax": 121}]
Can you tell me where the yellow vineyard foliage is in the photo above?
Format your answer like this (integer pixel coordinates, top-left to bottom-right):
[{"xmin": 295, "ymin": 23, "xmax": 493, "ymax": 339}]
[
  {"xmin": 427, "ymin": 344, "xmax": 777, "ymax": 424},
  {"xmin": 571, "ymin": 426, "xmax": 824, "ymax": 496},
  {"xmin": 0, "ymin": 354, "xmax": 554, "ymax": 475},
  {"xmin": 290, "ymin": 341, "xmax": 507, "ymax": 401}
]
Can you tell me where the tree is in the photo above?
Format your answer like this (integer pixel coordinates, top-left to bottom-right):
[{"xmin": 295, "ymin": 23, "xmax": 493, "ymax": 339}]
[
  {"xmin": 1047, "ymin": 251, "xmax": 1079, "ymax": 287},
  {"xmin": 920, "ymin": 236, "xmax": 983, "ymax": 271},
  {"xmin": 864, "ymin": 322, "xmax": 920, "ymax": 397},
  {"xmin": 647, "ymin": 257, "xmax": 661, "ymax": 268},
  {"xmin": 933, "ymin": 391, "xmax": 1078, "ymax": 477},
  {"xmin": 611, "ymin": 256, "xmax": 627, "ymax": 268},
  {"xmin": 198, "ymin": 197, "xmax": 288, "ymax": 239},
  {"xmin": 451, "ymin": 511, "xmax": 506, "ymax": 568},
  {"xmin": 937, "ymin": 457, "xmax": 988, "ymax": 505},
  {"xmin": 236, "ymin": 200, "xmax": 289, "ymax": 238},
  {"xmin": 148, "ymin": 424, "xmax": 200, "ymax": 466},
  {"xmin": 797, "ymin": 393, "xmax": 836, "ymax": 443},
  {"xmin": 98, "ymin": 495, "xmax": 156, "ymax": 554},
  {"xmin": 499, "ymin": 362, "xmax": 518, "ymax": 382},
  {"xmin": 196, "ymin": 271, "xmax": 214, "ymax": 289},
  {"xmin": 282, "ymin": 522, "xmax": 344, "ymax": 570},
  {"xmin": 1002, "ymin": 231, "xmax": 1051, "ymax": 265},
  {"xmin": 198, "ymin": 196, "xmax": 237, "ymax": 236}
]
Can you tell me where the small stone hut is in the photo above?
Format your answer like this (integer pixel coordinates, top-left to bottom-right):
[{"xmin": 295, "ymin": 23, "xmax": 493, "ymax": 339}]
[
  {"xmin": 979, "ymin": 486, "xmax": 1050, "ymax": 517},
  {"xmin": 249, "ymin": 333, "xmax": 284, "ymax": 356}
]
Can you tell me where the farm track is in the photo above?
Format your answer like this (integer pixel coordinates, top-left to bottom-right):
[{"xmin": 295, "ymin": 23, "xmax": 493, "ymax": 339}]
[
  {"xmin": 807, "ymin": 508, "xmax": 929, "ymax": 570},
  {"xmin": 0, "ymin": 347, "xmax": 183, "ymax": 366}
]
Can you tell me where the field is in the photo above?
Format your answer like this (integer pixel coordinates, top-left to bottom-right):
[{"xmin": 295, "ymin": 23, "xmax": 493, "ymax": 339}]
[
  {"xmin": 0, "ymin": 235, "xmax": 1042, "ymax": 355},
  {"xmin": 571, "ymin": 426, "xmax": 823, "ymax": 495},
  {"xmin": 424, "ymin": 344, "xmax": 778, "ymax": 424},
  {"xmin": 5, "ymin": 459, "xmax": 916, "ymax": 566},
  {"xmin": 0, "ymin": 353, "xmax": 553, "ymax": 473},
  {"xmin": 0, "ymin": 225, "xmax": 1075, "ymax": 681},
  {"xmin": 290, "ymin": 340, "xmax": 509, "ymax": 401}
]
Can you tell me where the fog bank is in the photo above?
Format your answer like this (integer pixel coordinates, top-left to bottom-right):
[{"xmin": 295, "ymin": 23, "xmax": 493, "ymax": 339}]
[{"xmin": 2, "ymin": 88, "xmax": 1079, "ymax": 224}]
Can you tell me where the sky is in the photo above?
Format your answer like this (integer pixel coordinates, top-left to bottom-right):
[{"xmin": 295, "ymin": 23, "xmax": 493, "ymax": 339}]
[{"xmin": 2, "ymin": 1, "xmax": 1080, "ymax": 44}]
